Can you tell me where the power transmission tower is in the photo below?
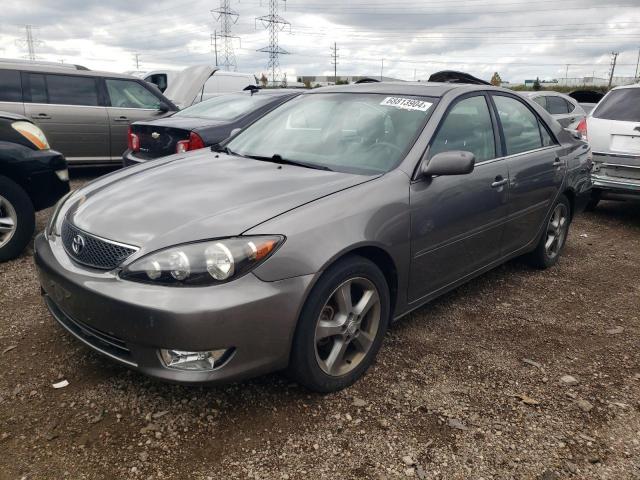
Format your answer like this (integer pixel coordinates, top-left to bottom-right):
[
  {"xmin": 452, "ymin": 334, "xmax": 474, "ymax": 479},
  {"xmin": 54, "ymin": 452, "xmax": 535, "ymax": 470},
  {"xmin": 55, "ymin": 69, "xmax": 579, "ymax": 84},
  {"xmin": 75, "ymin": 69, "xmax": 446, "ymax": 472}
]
[
  {"xmin": 16, "ymin": 25, "xmax": 43, "ymax": 61},
  {"xmin": 133, "ymin": 53, "xmax": 141, "ymax": 70},
  {"xmin": 212, "ymin": 0, "xmax": 240, "ymax": 71},
  {"xmin": 607, "ymin": 52, "xmax": 619, "ymax": 89},
  {"xmin": 256, "ymin": 0, "xmax": 291, "ymax": 85},
  {"xmin": 330, "ymin": 42, "xmax": 339, "ymax": 84}
]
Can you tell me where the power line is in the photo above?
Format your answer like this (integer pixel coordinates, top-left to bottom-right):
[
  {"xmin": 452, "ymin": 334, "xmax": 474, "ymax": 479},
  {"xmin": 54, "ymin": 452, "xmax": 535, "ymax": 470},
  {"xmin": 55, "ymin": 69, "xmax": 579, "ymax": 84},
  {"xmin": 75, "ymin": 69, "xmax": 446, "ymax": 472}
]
[
  {"xmin": 212, "ymin": 0, "xmax": 240, "ymax": 71},
  {"xmin": 256, "ymin": 0, "xmax": 290, "ymax": 84}
]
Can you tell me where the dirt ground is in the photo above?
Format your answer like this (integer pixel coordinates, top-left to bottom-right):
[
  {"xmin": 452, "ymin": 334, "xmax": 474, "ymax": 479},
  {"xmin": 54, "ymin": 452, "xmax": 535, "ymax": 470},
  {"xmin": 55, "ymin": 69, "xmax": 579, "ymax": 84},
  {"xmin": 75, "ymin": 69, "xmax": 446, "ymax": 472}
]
[{"xmin": 1, "ymin": 174, "xmax": 639, "ymax": 480}]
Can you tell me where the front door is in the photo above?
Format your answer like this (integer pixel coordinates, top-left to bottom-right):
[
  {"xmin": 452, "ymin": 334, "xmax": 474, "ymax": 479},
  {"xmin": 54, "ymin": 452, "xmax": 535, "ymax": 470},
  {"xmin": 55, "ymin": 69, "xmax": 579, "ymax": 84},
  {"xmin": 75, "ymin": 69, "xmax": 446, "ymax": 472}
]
[
  {"xmin": 104, "ymin": 78, "xmax": 167, "ymax": 160},
  {"xmin": 409, "ymin": 94, "xmax": 509, "ymax": 302},
  {"xmin": 490, "ymin": 94, "xmax": 564, "ymax": 255}
]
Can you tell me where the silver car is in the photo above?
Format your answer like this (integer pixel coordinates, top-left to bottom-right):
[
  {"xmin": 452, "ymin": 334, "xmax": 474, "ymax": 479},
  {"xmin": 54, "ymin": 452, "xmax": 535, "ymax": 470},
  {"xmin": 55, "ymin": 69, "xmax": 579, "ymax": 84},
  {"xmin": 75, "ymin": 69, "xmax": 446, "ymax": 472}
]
[
  {"xmin": 522, "ymin": 91, "xmax": 587, "ymax": 129},
  {"xmin": 35, "ymin": 83, "xmax": 592, "ymax": 392}
]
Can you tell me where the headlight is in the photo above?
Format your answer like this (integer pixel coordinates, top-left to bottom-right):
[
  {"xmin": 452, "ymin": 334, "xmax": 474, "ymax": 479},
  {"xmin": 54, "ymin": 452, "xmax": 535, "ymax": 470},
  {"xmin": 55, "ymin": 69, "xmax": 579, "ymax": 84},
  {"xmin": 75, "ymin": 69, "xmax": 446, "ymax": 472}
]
[
  {"xmin": 12, "ymin": 121, "xmax": 50, "ymax": 150},
  {"xmin": 120, "ymin": 236, "xmax": 284, "ymax": 286},
  {"xmin": 46, "ymin": 190, "xmax": 75, "ymax": 238}
]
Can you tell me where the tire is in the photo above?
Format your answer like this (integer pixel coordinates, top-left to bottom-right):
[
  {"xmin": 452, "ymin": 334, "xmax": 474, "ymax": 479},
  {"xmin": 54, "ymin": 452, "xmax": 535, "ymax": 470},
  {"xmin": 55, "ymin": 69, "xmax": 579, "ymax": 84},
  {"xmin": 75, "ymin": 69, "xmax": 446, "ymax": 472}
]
[
  {"xmin": 288, "ymin": 255, "xmax": 390, "ymax": 393},
  {"xmin": 584, "ymin": 189, "xmax": 601, "ymax": 212},
  {"xmin": 526, "ymin": 194, "xmax": 571, "ymax": 270},
  {"xmin": 0, "ymin": 176, "xmax": 35, "ymax": 263}
]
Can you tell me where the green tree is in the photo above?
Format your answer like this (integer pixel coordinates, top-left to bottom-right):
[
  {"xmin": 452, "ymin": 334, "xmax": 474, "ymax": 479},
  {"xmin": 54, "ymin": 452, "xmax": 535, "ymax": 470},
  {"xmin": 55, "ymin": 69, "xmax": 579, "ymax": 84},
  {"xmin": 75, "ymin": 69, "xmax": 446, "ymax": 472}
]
[
  {"xmin": 533, "ymin": 77, "xmax": 542, "ymax": 91},
  {"xmin": 490, "ymin": 72, "xmax": 502, "ymax": 86}
]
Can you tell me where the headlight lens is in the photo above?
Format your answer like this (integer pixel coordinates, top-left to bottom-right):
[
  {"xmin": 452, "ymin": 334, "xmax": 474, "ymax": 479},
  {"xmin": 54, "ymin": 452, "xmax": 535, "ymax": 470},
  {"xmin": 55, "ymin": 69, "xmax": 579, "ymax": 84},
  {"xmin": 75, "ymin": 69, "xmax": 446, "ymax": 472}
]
[
  {"xmin": 11, "ymin": 121, "xmax": 50, "ymax": 150},
  {"xmin": 120, "ymin": 236, "xmax": 284, "ymax": 286},
  {"xmin": 46, "ymin": 190, "xmax": 75, "ymax": 238}
]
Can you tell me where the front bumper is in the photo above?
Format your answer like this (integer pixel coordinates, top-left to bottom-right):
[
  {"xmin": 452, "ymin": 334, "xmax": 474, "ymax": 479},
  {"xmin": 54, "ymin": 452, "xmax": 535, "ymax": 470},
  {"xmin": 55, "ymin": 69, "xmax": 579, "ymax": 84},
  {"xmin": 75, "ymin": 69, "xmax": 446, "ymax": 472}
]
[{"xmin": 34, "ymin": 233, "xmax": 313, "ymax": 384}]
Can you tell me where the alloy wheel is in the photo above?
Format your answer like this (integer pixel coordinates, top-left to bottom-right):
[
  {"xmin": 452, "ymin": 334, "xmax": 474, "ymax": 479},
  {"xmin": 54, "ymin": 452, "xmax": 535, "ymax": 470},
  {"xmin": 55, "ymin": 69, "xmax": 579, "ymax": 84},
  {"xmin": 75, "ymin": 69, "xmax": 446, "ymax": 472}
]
[
  {"xmin": 314, "ymin": 277, "xmax": 381, "ymax": 376},
  {"xmin": 544, "ymin": 203, "xmax": 568, "ymax": 259},
  {"xmin": 0, "ymin": 195, "xmax": 17, "ymax": 248}
]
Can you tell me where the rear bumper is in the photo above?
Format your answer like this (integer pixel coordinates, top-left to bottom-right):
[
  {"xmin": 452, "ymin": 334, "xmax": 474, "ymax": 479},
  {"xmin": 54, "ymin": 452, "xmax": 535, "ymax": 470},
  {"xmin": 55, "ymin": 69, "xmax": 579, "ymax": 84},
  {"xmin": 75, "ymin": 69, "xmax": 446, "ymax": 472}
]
[
  {"xmin": 592, "ymin": 174, "xmax": 640, "ymax": 196},
  {"xmin": 34, "ymin": 233, "xmax": 314, "ymax": 384}
]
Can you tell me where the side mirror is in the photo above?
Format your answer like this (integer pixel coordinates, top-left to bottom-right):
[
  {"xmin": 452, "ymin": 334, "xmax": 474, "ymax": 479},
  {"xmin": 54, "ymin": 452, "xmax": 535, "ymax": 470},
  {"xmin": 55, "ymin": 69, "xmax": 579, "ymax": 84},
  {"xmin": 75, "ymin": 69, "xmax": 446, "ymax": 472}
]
[
  {"xmin": 421, "ymin": 150, "xmax": 475, "ymax": 177},
  {"xmin": 158, "ymin": 100, "xmax": 171, "ymax": 113}
]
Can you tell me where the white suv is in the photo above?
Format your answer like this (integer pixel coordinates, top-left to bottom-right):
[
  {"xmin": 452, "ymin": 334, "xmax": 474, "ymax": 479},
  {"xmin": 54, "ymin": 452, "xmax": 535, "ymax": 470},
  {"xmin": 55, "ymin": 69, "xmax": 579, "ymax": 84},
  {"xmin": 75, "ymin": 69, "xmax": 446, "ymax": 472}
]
[{"xmin": 578, "ymin": 83, "xmax": 640, "ymax": 209}]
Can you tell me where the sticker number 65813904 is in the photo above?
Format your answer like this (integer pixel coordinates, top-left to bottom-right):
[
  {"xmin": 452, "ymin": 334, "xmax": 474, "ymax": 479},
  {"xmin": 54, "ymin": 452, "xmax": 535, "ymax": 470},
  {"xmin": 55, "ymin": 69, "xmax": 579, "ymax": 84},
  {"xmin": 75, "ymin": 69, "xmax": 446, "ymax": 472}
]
[{"xmin": 380, "ymin": 97, "xmax": 432, "ymax": 112}]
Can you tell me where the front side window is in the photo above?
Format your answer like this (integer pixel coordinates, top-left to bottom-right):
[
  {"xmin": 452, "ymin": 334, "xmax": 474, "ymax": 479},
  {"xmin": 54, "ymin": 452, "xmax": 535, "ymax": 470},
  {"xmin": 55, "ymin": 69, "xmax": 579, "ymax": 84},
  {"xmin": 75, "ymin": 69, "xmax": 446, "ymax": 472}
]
[
  {"xmin": 46, "ymin": 74, "xmax": 99, "ymax": 106},
  {"xmin": 546, "ymin": 95, "xmax": 570, "ymax": 115},
  {"xmin": 429, "ymin": 95, "xmax": 496, "ymax": 162},
  {"xmin": 227, "ymin": 93, "xmax": 436, "ymax": 174},
  {"xmin": 493, "ymin": 95, "xmax": 543, "ymax": 155},
  {"xmin": 593, "ymin": 88, "xmax": 640, "ymax": 122},
  {"xmin": 0, "ymin": 70, "xmax": 23, "ymax": 102},
  {"xmin": 174, "ymin": 93, "xmax": 275, "ymax": 121},
  {"xmin": 106, "ymin": 79, "xmax": 160, "ymax": 109}
]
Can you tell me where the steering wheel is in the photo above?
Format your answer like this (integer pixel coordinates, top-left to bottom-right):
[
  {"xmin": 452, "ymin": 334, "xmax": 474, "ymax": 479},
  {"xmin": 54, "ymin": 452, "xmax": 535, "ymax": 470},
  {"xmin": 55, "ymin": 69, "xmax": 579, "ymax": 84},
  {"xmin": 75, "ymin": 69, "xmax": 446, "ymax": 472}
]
[{"xmin": 366, "ymin": 141, "xmax": 403, "ymax": 155}]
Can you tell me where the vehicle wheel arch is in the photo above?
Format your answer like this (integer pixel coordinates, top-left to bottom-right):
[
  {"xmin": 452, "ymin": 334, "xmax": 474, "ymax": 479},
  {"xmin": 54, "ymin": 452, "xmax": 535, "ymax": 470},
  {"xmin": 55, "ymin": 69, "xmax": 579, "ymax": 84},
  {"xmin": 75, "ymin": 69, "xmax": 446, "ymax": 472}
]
[{"xmin": 561, "ymin": 187, "xmax": 576, "ymax": 219}]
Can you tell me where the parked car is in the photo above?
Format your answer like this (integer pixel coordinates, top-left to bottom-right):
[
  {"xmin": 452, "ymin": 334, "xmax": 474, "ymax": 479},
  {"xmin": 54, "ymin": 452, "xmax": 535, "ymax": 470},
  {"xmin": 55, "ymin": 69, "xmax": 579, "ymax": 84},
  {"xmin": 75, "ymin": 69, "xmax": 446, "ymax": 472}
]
[
  {"xmin": 0, "ymin": 61, "xmax": 178, "ymax": 165},
  {"xmin": 123, "ymin": 89, "xmax": 301, "ymax": 166},
  {"xmin": 568, "ymin": 89, "xmax": 605, "ymax": 115},
  {"xmin": 163, "ymin": 65, "xmax": 257, "ymax": 109},
  {"xmin": 142, "ymin": 69, "xmax": 178, "ymax": 93},
  {"xmin": 0, "ymin": 111, "xmax": 69, "ymax": 261},
  {"xmin": 35, "ymin": 83, "xmax": 591, "ymax": 392},
  {"xmin": 576, "ymin": 83, "xmax": 640, "ymax": 209},
  {"xmin": 521, "ymin": 91, "xmax": 587, "ymax": 128}
]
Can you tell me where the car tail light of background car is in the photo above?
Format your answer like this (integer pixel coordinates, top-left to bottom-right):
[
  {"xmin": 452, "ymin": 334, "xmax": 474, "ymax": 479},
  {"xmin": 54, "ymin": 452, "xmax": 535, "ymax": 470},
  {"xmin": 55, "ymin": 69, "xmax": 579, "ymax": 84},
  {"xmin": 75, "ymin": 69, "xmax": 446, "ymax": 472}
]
[
  {"xmin": 176, "ymin": 132, "xmax": 206, "ymax": 153},
  {"xmin": 127, "ymin": 126, "xmax": 140, "ymax": 152},
  {"xmin": 576, "ymin": 118, "xmax": 588, "ymax": 141}
]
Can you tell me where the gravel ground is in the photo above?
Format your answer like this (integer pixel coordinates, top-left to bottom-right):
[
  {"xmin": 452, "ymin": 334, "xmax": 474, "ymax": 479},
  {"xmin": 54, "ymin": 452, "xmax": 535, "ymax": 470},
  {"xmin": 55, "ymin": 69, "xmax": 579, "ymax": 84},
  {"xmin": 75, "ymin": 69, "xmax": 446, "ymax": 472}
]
[{"xmin": 1, "ymin": 174, "xmax": 639, "ymax": 480}]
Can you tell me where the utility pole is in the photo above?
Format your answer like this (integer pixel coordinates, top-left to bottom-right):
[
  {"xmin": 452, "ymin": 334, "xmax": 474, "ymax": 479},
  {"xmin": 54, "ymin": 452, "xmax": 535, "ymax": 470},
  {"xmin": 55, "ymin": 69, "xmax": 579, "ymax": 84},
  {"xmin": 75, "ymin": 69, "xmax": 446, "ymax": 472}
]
[
  {"xmin": 16, "ymin": 25, "xmax": 42, "ymax": 61},
  {"xmin": 133, "ymin": 53, "xmax": 141, "ymax": 70},
  {"xmin": 380, "ymin": 59, "xmax": 384, "ymax": 81},
  {"xmin": 330, "ymin": 42, "xmax": 339, "ymax": 84},
  {"xmin": 211, "ymin": 32, "xmax": 218, "ymax": 66},
  {"xmin": 608, "ymin": 52, "xmax": 619, "ymax": 89},
  {"xmin": 565, "ymin": 64, "xmax": 569, "ymax": 82},
  {"xmin": 212, "ymin": 0, "xmax": 240, "ymax": 71},
  {"xmin": 256, "ymin": 0, "xmax": 291, "ymax": 86},
  {"xmin": 635, "ymin": 47, "xmax": 640, "ymax": 80}
]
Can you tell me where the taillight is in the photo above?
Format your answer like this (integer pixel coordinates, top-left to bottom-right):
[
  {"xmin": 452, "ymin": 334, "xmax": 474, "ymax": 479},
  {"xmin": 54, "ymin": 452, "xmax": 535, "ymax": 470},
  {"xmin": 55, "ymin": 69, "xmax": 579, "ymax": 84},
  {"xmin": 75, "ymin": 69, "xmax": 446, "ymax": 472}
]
[
  {"xmin": 576, "ymin": 118, "xmax": 588, "ymax": 141},
  {"xmin": 127, "ymin": 126, "xmax": 140, "ymax": 152},
  {"xmin": 176, "ymin": 132, "xmax": 206, "ymax": 153}
]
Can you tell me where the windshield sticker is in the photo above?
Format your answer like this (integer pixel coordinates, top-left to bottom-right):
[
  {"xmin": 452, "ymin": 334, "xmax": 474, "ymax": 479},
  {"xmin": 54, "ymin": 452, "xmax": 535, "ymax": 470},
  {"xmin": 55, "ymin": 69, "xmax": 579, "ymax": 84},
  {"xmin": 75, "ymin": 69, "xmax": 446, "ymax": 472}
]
[{"xmin": 380, "ymin": 97, "xmax": 432, "ymax": 112}]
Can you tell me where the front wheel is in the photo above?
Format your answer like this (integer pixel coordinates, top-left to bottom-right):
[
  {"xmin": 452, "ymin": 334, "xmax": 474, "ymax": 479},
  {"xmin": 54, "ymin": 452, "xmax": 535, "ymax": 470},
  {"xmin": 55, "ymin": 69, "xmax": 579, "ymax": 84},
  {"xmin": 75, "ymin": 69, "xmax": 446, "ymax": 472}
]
[
  {"xmin": 0, "ymin": 176, "xmax": 35, "ymax": 263},
  {"xmin": 288, "ymin": 255, "xmax": 390, "ymax": 393},
  {"xmin": 526, "ymin": 194, "xmax": 571, "ymax": 269}
]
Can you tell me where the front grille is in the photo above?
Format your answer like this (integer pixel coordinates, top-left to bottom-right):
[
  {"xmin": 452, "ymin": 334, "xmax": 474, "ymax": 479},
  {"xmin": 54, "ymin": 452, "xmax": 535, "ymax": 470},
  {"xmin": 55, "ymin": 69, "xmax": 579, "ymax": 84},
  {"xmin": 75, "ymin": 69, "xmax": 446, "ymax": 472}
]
[
  {"xmin": 45, "ymin": 295, "xmax": 136, "ymax": 366},
  {"xmin": 61, "ymin": 220, "xmax": 138, "ymax": 270}
]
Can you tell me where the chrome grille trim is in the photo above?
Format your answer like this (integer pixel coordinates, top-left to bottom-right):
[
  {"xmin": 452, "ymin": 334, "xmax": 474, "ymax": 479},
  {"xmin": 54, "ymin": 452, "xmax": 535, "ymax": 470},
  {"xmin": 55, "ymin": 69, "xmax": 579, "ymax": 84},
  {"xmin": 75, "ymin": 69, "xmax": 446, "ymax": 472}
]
[{"xmin": 61, "ymin": 220, "xmax": 138, "ymax": 270}]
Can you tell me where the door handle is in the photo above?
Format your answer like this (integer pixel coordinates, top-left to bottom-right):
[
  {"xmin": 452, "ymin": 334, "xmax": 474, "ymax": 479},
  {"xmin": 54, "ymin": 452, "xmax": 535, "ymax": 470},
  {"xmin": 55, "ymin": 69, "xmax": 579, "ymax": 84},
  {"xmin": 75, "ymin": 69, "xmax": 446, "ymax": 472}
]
[
  {"xmin": 113, "ymin": 116, "xmax": 129, "ymax": 122},
  {"xmin": 491, "ymin": 176, "xmax": 508, "ymax": 188},
  {"xmin": 31, "ymin": 113, "xmax": 51, "ymax": 120},
  {"xmin": 553, "ymin": 157, "xmax": 562, "ymax": 168}
]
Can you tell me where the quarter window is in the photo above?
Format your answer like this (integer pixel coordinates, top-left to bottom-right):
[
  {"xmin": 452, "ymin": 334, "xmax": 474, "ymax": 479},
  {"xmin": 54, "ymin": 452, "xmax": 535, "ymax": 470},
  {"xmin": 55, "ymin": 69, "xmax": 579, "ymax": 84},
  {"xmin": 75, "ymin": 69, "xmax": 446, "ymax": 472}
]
[
  {"xmin": 493, "ymin": 95, "xmax": 543, "ymax": 155},
  {"xmin": 0, "ymin": 70, "xmax": 22, "ymax": 102},
  {"xmin": 429, "ymin": 95, "xmax": 496, "ymax": 162},
  {"xmin": 46, "ymin": 74, "xmax": 99, "ymax": 106},
  {"xmin": 546, "ymin": 95, "xmax": 570, "ymax": 115},
  {"xmin": 106, "ymin": 79, "xmax": 160, "ymax": 109}
]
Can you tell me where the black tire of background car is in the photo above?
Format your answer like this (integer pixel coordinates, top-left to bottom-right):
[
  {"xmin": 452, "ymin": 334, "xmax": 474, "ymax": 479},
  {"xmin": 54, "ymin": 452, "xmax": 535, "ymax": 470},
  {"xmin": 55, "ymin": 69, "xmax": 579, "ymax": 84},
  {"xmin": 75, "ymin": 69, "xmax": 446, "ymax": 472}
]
[
  {"xmin": 584, "ymin": 189, "xmax": 601, "ymax": 212},
  {"xmin": 0, "ymin": 176, "xmax": 35, "ymax": 262},
  {"xmin": 526, "ymin": 194, "xmax": 572, "ymax": 270},
  {"xmin": 288, "ymin": 255, "xmax": 390, "ymax": 393}
]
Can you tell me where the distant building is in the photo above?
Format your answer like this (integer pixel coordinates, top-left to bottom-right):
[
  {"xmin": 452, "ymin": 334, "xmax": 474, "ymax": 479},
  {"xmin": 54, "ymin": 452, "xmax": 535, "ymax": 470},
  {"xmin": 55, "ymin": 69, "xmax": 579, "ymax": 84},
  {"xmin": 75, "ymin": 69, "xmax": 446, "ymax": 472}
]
[{"xmin": 525, "ymin": 77, "xmax": 638, "ymax": 88}]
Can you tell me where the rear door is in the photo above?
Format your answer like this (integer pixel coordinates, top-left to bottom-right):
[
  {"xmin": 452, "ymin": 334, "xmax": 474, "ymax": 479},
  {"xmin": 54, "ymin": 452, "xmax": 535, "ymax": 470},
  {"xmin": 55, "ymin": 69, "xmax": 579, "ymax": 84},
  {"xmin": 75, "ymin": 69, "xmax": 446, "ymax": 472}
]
[
  {"xmin": 588, "ymin": 87, "xmax": 640, "ymax": 181},
  {"xmin": 409, "ymin": 93, "xmax": 509, "ymax": 301},
  {"xmin": 23, "ymin": 72, "xmax": 110, "ymax": 163},
  {"xmin": 104, "ymin": 78, "xmax": 167, "ymax": 160},
  {"xmin": 0, "ymin": 69, "xmax": 25, "ymax": 115},
  {"xmin": 490, "ymin": 93, "xmax": 563, "ymax": 256}
]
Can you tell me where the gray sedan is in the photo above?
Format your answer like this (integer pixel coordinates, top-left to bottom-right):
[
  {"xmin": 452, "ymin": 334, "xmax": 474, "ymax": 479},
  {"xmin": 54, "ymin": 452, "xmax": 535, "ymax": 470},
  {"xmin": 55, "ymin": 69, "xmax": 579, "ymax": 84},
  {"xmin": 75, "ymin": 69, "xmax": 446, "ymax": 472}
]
[{"xmin": 35, "ymin": 83, "xmax": 592, "ymax": 392}]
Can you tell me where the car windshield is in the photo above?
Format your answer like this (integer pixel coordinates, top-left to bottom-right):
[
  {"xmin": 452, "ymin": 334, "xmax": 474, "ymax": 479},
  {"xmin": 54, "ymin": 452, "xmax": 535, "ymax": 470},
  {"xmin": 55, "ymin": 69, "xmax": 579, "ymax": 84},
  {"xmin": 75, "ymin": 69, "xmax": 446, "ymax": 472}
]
[
  {"xmin": 226, "ymin": 93, "xmax": 436, "ymax": 174},
  {"xmin": 592, "ymin": 88, "xmax": 640, "ymax": 122},
  {"xmin": 174, "ymin": 93, "xmax": 275, "ymax": 121}
]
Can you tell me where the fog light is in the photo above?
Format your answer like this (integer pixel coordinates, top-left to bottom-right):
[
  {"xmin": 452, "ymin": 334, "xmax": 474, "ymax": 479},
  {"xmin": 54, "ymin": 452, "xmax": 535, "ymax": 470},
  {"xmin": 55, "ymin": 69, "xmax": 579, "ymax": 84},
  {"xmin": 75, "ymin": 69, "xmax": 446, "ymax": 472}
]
[
  {"xmin": 159, "ymin": 348, "xmax": 229, "ymax": 371},
  {"xmin": 55, "ymin": 169, "xmax": 69, "ymax": 182}
]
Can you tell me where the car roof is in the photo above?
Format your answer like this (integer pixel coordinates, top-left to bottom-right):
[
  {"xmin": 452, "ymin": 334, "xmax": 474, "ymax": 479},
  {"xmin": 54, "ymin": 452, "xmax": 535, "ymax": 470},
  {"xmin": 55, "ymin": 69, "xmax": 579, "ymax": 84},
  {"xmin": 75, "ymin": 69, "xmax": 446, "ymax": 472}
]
[
  {"xmin": 306, "ymin": 81, "xmax": 480, "ymax": 97},
  {"xmin": 0, "ymin": 62, "xmax": 144, "ymax": 80}
]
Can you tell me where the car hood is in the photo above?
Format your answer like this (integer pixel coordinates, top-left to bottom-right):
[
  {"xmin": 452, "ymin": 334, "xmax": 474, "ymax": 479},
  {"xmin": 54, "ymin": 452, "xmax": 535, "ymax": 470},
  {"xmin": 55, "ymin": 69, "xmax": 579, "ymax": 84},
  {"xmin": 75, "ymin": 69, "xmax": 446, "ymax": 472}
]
[
  {"xmin": 163, "ymin": 65, "xmax": 218, "ymax": 109},
  {"xmin": 66, "ymin": 152, "xmax": 373, "ymax": 254}
]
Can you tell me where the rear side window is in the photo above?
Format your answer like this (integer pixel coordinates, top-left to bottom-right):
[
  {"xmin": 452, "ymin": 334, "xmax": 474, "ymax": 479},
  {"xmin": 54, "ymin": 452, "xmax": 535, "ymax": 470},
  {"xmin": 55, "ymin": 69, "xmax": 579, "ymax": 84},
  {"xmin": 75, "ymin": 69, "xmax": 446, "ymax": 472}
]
[
  {"xmin": 429, "ymin": 95, "xmax": 496, "ymax": 162},
  {"xmin": 593, "ymin": 88, "xmax": 640, "ymax": 121},
  {"xmin": 546, "ymin": 96, "xmax": 570, "ymax": 115},
  {"xmin": 46, "ymin": 74, "xmax": 99, "ymax": 106},
  {"xmin": 493, "ymin": 95, "xmax": 543, "ymax": 155},
  {"xmin": 0, "ymin": 70, "xmax": 22, "ymax": 102},
  {"xmin": 27, "ymin": 73, "xmax": 48, "ymax": 103},
  {"xmin": 532, "ymin": 96, "xmax": 546, "ymax": 109},
  {"xmin": 106, "ymin": 79, "xmax": 160, "ymax": 109}
]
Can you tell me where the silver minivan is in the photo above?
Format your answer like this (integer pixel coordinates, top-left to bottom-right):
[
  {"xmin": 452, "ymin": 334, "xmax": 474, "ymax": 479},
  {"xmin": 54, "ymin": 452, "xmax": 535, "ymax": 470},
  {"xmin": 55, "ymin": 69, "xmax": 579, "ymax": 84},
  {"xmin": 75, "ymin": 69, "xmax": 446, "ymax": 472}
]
[{"xmin": 0, "ymin": 60, "xmax": 177, "ymax": 165}]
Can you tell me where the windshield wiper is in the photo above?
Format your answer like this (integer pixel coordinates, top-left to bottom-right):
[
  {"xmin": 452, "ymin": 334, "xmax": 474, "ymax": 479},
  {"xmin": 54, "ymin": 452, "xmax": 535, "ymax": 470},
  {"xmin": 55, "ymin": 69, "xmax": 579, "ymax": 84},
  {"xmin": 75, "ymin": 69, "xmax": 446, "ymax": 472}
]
[{"xmin": 245, "ymin": 153, "xmax": 333, "ymax": 171}]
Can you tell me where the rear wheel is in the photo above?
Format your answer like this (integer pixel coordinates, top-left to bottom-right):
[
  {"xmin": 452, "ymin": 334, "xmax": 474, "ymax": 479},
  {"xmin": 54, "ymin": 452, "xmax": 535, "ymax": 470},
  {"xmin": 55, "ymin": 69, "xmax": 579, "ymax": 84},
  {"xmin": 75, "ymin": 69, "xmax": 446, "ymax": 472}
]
[
  {"xmin": 0, "ymin": 176, "xmax": 35, "ymax": 262},
  {"xmin": 288, "ymin": 255, "xmax": 390, "ymax": 393},
  {"xmin": 584, "ymin": 189, "xmax": 601, "ymax": 212},
  {"xmin": 526, "ymin": 194, "xmax": 571, "ymax": 269}
]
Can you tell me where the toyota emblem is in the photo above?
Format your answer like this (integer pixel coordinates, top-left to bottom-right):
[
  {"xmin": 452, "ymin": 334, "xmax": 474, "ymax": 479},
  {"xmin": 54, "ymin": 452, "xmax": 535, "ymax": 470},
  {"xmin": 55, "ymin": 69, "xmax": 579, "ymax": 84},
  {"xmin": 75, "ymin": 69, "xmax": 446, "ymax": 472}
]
[
  {"xmin": 151, "ymin": 132, "xmax": 160, "ymax": 139},
  {"xmin": 71, "ymin": 234, "xmax": 86, "ymax": 255}
]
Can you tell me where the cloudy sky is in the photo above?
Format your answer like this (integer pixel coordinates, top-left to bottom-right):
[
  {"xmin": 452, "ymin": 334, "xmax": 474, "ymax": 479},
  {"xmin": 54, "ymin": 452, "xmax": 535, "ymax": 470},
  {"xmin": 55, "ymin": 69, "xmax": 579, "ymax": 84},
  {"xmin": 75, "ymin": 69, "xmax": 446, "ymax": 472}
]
[{"xmin": 1, "ymin": 0, "xmax": 639, "ymax": 83}]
